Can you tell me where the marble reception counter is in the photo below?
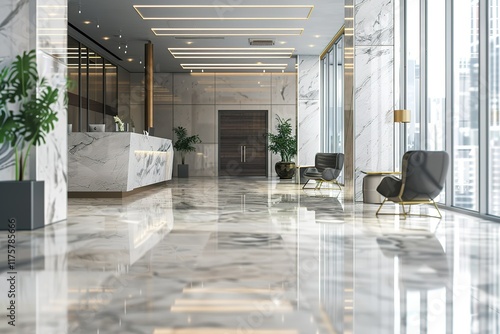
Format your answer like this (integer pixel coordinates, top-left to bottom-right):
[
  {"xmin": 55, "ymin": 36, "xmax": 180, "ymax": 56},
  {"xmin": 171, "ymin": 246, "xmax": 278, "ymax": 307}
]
[{"xmin": 68, "ymin": 133, "xmax": 173, "ymax": 193}]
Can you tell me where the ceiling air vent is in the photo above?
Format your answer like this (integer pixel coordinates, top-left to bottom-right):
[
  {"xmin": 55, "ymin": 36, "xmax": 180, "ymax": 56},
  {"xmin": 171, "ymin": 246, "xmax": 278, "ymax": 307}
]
[{"xmin": 249, "ymin": 38, "xmax": 275, "ymax": 46}]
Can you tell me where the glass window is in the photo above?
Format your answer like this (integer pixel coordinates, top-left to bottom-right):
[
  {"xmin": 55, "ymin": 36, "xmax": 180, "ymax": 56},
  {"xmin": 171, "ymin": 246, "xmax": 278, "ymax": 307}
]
[
  {"xmin": 453, "ymin": 0, "xmax": 480, "ymax": 211},
  {"xmin": 426, "ymin": 0, "xmax": 446, "ymax": 203},
  {"xmin": 67, "ymin": 36, "xmax": 80, "ymax": 131},
  {"xmin": 406, "ymin": 0, "xmax": 421, "ymax": 150},
  {"xmin": 489, "ymin": 0, "xmax": 500, "ymax": 215}
]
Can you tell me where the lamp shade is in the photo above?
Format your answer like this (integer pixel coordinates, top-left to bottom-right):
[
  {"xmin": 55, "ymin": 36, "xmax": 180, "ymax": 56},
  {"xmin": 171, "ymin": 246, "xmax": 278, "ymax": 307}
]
[{"xmin": 394, "ymin": 109, "xmax": 411, "ymax": 123}]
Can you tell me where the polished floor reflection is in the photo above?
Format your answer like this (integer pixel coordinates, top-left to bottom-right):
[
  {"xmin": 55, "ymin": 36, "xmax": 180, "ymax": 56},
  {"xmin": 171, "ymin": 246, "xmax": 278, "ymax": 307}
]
[{"xmin": 1, "ymin": 177, "xmax": 499, "ymax": 334}]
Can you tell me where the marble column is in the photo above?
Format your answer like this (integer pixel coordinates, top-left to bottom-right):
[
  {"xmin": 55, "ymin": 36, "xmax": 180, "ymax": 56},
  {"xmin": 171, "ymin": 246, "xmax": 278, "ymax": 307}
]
[
  {"xmin": 344, "ymin": 0, "xmax": 395, "ymax": 201},
  {"xmin": 297, "ymin": 55, "xmax": 321, "ymax": 166},
  {"xmin": 0, "ymin": 0, "xmax": 68, "ymax": 224}
]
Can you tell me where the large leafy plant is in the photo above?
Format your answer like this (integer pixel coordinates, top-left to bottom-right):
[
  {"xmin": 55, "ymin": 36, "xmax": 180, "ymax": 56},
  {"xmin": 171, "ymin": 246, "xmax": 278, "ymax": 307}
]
[
  {"xmin": 0, "ymin": 50, "xmax": 59, "ymax": 181},
  {"xmin": 267, "ymin": 115, "xmax": 297, "ymax": 162},
  {"xmin": 173, "ymin": 126, "xmax": 201, "ymax": 165}
]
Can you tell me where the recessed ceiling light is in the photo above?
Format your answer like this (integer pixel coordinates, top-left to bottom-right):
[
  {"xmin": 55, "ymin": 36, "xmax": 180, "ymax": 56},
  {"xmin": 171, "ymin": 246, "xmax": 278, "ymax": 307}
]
[
  {"xmin": 279, "ymin": 41, "xmax": 287, "ymax": 45},
  {"xmin": 83, "ymin": 20, "xmax": 91, "ymax": 24},
  {"xmin": 103, "ymin": 36, "xmax": 110, "ymax": 40},
  {"xmin": 127, "ymin": 58, "xmax": 134, "ymax": 62},
  {"xmin": 315, "ymin": 35, "xmax": 320, "ymax": 38},
  {"xmin": 309, "ymin": 44, "xmax": 315, "ymax": 47},
  {"xmin": 186, "ymin": 41, "xmax": 193, "ymax": 45},
  {"xmin": 133, "ymin": 5, "xmax": 314, "ymax": 20}
]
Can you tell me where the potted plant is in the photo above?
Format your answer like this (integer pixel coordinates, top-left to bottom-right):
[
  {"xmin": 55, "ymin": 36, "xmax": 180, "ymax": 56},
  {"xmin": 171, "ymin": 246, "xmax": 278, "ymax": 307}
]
[
  {"xmin": 0, "ymin": 50, "xmax": 60, "ymax": 230},
  {"xmin": 173, "ymin": 126, "xmax": 201, "ymax": 178},
  {"xmin": 267, "ymin": 115, "xmax": 297, "ymax": 179}
]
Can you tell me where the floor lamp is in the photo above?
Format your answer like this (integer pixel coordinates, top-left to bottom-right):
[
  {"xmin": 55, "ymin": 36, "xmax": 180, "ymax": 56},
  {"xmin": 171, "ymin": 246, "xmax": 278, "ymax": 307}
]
[{"xmin": 394, "ymin": 109, "xmax": 411, "ymax": 169}]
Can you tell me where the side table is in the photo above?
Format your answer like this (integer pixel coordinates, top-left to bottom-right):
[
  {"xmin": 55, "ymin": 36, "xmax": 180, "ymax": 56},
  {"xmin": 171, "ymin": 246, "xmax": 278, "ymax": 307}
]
[{"xmin": 361, "ymin": 171, "xmax": 401, "ymax": 204}]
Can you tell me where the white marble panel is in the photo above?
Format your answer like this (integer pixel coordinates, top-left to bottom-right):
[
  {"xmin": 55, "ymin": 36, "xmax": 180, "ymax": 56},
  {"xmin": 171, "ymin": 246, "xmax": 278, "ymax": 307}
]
[
  {"xmin": 68, "ymin": 133, "xmax": 173, "ymax": 192},
  {"xmin": 355, "ymin": 0, "xmax": 394, "ymax": 46},
  {"xmin": 0, "ymin": 1, "xmax": 30, "ymax": 63},
  {"xmin": 173, "ymin": 144, "xmax": 216, "ymax": 177},
  {"xmin": 154, "ymin": 73, "xmax": 173, "ymax": 104},
  {"xmin": 354, "ymin": 46, "xmax": 394, "ymax": 200},
  {"xmin": 173, "ymin": 105, "xmax": 216, "ymax": 143},
  {"xmin": 298, "ymin": 101, "xmax": 321, "ymax": 166},
  {"xmin": 272, "ymin": 73, "xmax": 297, "ymax": 105},
  {"xmin": 173, "ymin": 73, "xmax": 215, "ymax": 104},
  {"xmin": 298, "ymin": 55, "xmax": 320, "ymax": 100},
  {"xmin": 215, "ymin": 73, "xmax": 272, "ymax": 105},
  {"xmin": 34, "ymin": 51, "xmax": 68, "ymax": 224},
  {"xmin": 154, "ymin": 104, "xmax": 174, "ymax": 140}
]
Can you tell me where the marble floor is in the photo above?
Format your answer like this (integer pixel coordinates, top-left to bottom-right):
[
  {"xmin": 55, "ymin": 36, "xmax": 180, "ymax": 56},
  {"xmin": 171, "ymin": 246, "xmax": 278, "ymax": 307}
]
[{"xmin": 1, "ymin": 177, "xmax": 499, "ymax": 334}]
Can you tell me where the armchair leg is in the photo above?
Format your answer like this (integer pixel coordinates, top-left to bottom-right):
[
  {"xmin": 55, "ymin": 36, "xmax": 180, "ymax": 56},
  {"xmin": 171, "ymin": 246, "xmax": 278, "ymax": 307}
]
[
  {"xmin": 302, "ymin": 179, "xmax": 311, "ymax": 189},
  {"xmin": 375, "ymin": 198, "xmax": 387, "ymax": 216}
]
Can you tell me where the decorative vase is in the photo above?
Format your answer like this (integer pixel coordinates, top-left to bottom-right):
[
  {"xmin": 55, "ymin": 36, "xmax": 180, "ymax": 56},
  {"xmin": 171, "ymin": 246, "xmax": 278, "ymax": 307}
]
[
  {"xmin": 0, "ymin": 180, "xmax": 44, "ymax": 230},
  {"xmin": 275, "ymin": 162, "xmax": 296, "ymax": 179}
]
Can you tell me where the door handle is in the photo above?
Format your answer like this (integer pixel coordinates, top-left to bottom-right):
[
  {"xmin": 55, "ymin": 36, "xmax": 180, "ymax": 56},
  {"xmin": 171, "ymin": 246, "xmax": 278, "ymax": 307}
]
[
  {"xmin": 243, "ymin": 146, "xmax": 246, "ymax": 162},
  {"xmin": 240, "ymin": 146, "xmax": 243, "ymax": 162}
]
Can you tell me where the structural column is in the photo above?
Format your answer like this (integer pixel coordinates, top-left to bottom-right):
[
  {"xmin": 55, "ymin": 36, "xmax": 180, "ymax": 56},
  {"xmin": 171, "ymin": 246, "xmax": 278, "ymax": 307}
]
[
  {"xmin": 0, "ymin": 0, "xmax": 68, "ymax": 224},
  {"xmin": 344, "ymin": 0, "xmax": 395, "ymax": 201},
  {"xmin": 297, "ymin": 55, "xmax": 321, "ymax": 166}
]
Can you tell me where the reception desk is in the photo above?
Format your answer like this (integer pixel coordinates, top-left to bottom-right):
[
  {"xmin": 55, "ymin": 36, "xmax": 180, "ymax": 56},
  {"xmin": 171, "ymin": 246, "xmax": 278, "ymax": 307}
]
[{"xmin": 68, "ymin": 133, "xmax": 173, "ymax": 194}]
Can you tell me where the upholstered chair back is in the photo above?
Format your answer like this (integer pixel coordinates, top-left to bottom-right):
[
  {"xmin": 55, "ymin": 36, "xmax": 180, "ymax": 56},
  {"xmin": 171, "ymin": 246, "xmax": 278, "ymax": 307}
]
[{"xmin": 400, "ymin": 150, "xmax": 449, "ymax": 201}]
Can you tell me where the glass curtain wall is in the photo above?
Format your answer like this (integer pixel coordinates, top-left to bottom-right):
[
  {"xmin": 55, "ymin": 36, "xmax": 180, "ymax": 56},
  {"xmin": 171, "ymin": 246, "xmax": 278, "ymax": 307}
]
[
  {"xmin": 489, "ymin": 0, "xmax": 500, "ymax": 215},
  {"xmin": 67, "ymin": 36, "xmax": 118, "ymax": 132},
  {"xmin": 453, "ymin": 0, "xmax": 480, "ymax": 211},
  {"xmin": 405, "ymin": 0, "xmax": 421, "ymax": 150},
  {"xmin": 426, "ymin": 0, "xmax": 446, "ymax": 203},
  {"xmin": 402, "ymin": 0, "xmax": 500, "ymax": 217},
  {"xmin": 322, "ymin": 35, "xmax": 345, "ymax": 183}
]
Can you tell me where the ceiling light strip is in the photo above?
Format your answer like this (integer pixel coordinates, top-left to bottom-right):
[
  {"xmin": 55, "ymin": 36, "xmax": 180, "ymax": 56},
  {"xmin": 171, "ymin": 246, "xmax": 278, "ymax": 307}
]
[{"xmin": 133, "ymin": 5, "xmax": 314, "ymax": 20}]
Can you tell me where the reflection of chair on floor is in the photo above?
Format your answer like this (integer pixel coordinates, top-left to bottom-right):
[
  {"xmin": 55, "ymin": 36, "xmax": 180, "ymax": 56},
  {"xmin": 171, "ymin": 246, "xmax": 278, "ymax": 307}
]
[
  {"xmin": 376, "ymin": 150, "xmax": 449, "ymax": 219},
  {"xmin": 299, "ymin": 194, "xmax": 344, "ymax": 223},
  {"xmin": 302, "ymin": 153, "xmax": 344, "ymax": 190},
  {"xmin": 376, "ymin": 231, "xmax": 450, "ymax": 291}
]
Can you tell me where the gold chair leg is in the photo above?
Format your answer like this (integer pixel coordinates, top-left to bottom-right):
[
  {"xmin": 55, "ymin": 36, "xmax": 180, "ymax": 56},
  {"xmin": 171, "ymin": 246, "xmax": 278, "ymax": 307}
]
[
  {"xmin": 315, "ymin": 180, "xmax": 323, "ymax": 190},
  {"xmin": 375, "ymin": 198, "xmax": 387, "ymax": 216},
  {"xmin": 400, "ymin": 203, "xmax": 408, "ymax": 220},
  {"xmin": 431, "ymin": 200, "xmax": 442, "ymax": 219}
]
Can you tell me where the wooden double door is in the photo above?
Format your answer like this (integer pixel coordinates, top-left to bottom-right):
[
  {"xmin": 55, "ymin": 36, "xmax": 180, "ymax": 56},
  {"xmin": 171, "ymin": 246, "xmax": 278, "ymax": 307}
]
[{"xmin": 219, "ymin": 110, "xmax": 268, "ymax": 176}]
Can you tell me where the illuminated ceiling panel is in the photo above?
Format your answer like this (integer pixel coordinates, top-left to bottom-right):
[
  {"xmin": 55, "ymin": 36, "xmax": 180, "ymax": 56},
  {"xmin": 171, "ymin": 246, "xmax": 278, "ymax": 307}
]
[
  {"xmin": 133, "ymin": 5, "xmax": 314, "ymax": 20},
  {"xmin": 152, "ymin": 28, "xmax": 304, "ymax": 37},
  {"xmin": 169, "ymin": 48, "xmax": 295, "ymax": 59}
]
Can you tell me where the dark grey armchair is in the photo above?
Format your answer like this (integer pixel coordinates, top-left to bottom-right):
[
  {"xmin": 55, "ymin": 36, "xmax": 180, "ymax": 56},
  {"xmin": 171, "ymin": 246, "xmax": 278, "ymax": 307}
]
[
  {"xmin": 376, "ymin": 150, "xmax": 449, "ymax": 219},
  {"xmin": 302, "ymin": 153, "xmax": 344, "ymax": 190}
]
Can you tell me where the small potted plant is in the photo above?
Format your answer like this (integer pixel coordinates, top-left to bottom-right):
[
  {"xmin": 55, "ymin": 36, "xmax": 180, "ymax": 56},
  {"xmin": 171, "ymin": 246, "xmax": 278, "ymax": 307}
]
[
  {"xmin": 0, "ymin": 50, "xmax": 61, "ymax": 229},
  {"xmin": 173, "ymin": 126, "xmax": 201, "ymax": 178},
  {"xmin": 267, "ymin": 115, "xmax": 297, "ymax": 179}
]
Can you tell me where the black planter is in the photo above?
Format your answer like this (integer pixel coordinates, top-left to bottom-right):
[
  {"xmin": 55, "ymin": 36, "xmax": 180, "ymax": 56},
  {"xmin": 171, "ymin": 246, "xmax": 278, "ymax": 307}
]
[
  {"xmin": 275, "ymin": 162, "xmax": 296, "ymax": 179},
  {"xmin": 178, "ymin": 164, "xmax": 189, "ymax": 178},
  {"xmin": 0, "ymin": 180, "xmax": 44, "ymax": 230}
]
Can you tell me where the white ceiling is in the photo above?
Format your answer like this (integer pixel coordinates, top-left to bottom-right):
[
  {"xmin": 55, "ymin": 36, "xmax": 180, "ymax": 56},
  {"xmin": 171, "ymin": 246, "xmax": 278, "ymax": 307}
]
[{"xmin": 68, "ymin": 0, "xmax": 345, "ymax": 72}]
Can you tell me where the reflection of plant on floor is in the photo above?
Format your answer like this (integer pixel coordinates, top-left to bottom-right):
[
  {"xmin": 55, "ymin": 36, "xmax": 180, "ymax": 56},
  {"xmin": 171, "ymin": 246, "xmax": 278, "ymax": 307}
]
[
  {"xmin": 0, "ymin": 50, "xmax": 60, "ymax": 180},
  {"xmin": 173, "ymin": 126, "xmax": 201, "ymax": 164}
]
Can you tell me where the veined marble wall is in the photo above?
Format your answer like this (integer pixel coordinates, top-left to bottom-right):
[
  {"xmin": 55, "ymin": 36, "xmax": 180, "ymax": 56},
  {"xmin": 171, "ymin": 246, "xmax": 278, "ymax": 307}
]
[
  {"xmin": 297, "ymin": 55, "xmax": 321, "ymax": 166},
  {"xmin": 353, "ymin": 0, "xmax": 395, "ymax": 200},
  {"xmin": 130, "ymin": 72, "xmax": 297, "ymax": 177},
  {"xmin": 0, "ymin": 0, "xmax": 68, "ymax": 224}
]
